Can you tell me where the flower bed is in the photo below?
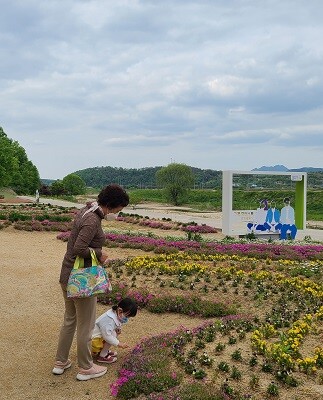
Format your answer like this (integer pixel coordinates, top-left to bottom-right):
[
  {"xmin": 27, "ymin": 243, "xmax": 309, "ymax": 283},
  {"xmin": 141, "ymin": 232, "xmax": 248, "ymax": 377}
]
[
  {"xmin": 102, "ymin": 251, "xmax": 323, "ymax": 399},
  {"xmin": 56, "ymin": 230, "xmax": 323, "ymax": 261},
  {"xmin": 117, "ymin": 212, "xmax": 219, "ymax": 234},
  {"xmin": 0, "ymin": 203, "xmax": 76, "ymax": 231}
]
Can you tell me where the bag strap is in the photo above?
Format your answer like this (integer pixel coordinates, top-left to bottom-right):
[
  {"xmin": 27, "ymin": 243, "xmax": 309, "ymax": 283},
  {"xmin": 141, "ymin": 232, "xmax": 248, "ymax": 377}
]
[
  {"xmin": 73, "ymin": 256, "xmax": 84, "ymax": 270},
  {"xmin": 89, "ymin": 248, "xmax": 100, "ymax": 267},
  {"xmin": 72, "ymin": 248, "xmax": 100, "ymax": 270}
]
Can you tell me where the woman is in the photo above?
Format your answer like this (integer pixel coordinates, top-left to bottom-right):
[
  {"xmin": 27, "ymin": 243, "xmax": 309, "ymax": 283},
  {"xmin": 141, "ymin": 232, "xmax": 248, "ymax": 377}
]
[{"xmin": 52, "ymin": 184, "xmax": 129, "ymax": 381}]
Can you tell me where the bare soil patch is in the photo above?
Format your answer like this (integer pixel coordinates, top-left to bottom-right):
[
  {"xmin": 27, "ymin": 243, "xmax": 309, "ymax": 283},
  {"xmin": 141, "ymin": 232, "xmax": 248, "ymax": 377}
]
[{"xmin": 0, "ymin": 197, "xmax": 32, "ymax": 203}]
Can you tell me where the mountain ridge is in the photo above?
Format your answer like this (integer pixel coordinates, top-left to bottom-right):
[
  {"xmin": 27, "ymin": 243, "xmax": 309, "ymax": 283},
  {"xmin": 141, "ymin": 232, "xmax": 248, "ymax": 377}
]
[{"xmin": 252, "ymin": 165, "xmax": 323, "ymax": 172}]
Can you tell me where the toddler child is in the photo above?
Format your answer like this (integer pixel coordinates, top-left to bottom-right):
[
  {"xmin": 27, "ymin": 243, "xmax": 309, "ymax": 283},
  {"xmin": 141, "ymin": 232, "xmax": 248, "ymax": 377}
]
[{"xmin": 91, "ymin": 298, "xmax": 138, "ymax": 364}]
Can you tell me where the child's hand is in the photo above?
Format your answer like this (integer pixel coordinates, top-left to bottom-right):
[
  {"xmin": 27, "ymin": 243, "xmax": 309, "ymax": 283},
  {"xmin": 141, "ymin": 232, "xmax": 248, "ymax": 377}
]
[
  {"xmin": 118, "ymin": 343, "xmax": 129, "ymax": 349},
  {"xmin": 100, "ymin": 251, "xmax": 110, "ymax": 264}
]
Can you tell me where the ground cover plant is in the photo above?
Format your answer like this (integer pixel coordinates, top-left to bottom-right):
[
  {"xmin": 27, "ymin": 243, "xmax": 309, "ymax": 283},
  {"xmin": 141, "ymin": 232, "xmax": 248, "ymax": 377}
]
[
  {"xmin": 0, "ymin": 203, "xmax": 76, "ymax": 231},
  {"xmin": 118, "ymin": 212, "xmax": 219, "ymax": 235},
  {"xmin": 99, "ymin": 251, "xmax": 323, "ymax": 399},
  {"xmin": 57, "ymin": 230, "xmax": 323, "ymax": 261},
  {"xmin": 69, "ymin": 219, "xmax": 323, "ymax": 399}
]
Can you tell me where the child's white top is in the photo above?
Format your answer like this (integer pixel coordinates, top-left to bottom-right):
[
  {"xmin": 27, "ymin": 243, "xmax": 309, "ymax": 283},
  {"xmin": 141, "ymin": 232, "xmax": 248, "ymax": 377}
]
[{"xmin": 92, "ymin": 309, "xmax": 121, "ymax": 346}]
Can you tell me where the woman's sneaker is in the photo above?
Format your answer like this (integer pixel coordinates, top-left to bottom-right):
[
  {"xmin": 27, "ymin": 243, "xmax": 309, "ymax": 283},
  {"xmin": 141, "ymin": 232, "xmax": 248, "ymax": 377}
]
[
  {"xmin": 97, "ymin": 354, "xmax": 117, "ymax": 364},
  {"xmin": 107, "ymin": 350, "xmax": 118, "ymax": 357},
  {"xmin": 52, "ymin": 359, "xmax": 72, "ymax": 375},
  {"xmin": 76, "ymin": 364, "xmax": 107, "ymax": 381}
]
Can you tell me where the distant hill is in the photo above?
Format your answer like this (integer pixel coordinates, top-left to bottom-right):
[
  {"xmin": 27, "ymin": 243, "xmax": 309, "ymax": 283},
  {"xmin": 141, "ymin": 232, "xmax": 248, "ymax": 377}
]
[
  {"xmin": 289, "ymin": 167, "xmax": 323, "ymax": 172},
  {"xmin": 41, "ymin": 179, "xmax": 55, "ymax": 185},
  {"xmin": 252, "ymin": 165, "xmax": 289, "ymax": 172},
  {"xmin": 253, "ymin": 165, "xmax": 323, "ymax": 173},
  {"xmin": 72, "ymin": 165, "xmax": 222, "ymax": 189}
]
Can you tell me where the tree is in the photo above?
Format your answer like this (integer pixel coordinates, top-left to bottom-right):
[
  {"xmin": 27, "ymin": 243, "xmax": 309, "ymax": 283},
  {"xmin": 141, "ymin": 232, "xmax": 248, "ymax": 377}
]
[
  {"xmin": 0, "ymin": 127, "xmax": 40, "ymax": 193},
  {"xmin": 0, "ymin": 128, "xmax": 17, "ymax": 188},
  {"xmin": 39, "ymin": 184, "xmax": 52, "ymax": 196},
  {"xmin": 156, "ymin": 163, "xmax": 194, "ymax": 205},
  {"xmin": 10, "ymin": 143, "xmax": 40, "ymax": 194},
  {"xmin": 62, "ymin": 173, "xmax": 86, "ymax": 195},
  {"xmin": 50, "ymin": 180, "xmax": 67, "ymax": 196}
]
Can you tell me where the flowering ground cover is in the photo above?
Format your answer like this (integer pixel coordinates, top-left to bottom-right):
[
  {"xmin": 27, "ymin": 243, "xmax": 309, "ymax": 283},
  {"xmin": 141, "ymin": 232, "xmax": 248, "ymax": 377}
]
[
  {"xmin": 57, "ymin": 230, "xmax": 323, "ymax": 262},
  {"xmin": 53, "ymin": 210, "xmax": 323, "ymax": 399},
  {"xmin": 0, "ymin": 203, "xmax": 76, "ymax": 231},
  {"xmin": 117, "ymin": 212, "xmax": 219, "ymax": 235},
  {"xmin": 99, "ymin": 250, "xmax": 323, "ymax": 399}
]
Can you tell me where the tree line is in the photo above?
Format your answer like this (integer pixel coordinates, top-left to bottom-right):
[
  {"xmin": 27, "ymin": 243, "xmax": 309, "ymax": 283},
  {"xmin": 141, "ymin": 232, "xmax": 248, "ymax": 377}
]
[
  {"xmin": 73, "ymin": 165, "xmax": 323, "ymax": 190},
  {"xmin": 72, "ymin": 165, "xmax": 230, "ymax": 189}
]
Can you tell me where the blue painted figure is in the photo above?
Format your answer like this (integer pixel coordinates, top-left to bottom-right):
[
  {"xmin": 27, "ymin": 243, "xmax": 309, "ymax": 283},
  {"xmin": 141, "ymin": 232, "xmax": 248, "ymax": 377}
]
[
  {"xmin": 279, "ymin": 197, "xmax": 297, "ymax": 240},
  {"xmin": 265, "ymin": 201, "xmax": 282, "ymax": 232}
]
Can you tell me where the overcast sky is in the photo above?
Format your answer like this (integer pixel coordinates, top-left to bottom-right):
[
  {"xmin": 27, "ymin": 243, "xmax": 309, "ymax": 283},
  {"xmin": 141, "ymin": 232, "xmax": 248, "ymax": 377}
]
[{"xmin": 1, "ymin": 0, "xmax": 323, "ymax": 179}]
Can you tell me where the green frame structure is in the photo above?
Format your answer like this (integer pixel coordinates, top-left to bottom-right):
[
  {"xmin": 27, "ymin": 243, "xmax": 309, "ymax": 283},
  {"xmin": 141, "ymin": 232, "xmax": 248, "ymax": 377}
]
[{"xmin": 222, "ymin": 170, "xmax": 307, "ymax": 236}]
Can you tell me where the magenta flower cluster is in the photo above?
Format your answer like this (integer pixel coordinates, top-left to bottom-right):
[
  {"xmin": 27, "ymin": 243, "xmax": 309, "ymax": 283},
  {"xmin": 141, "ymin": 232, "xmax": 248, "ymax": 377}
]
[
  {"xmin": 57, "ymin": 231, "xmax": 323, "ymax": 260},
  {"xmin": 110, "ymin": 369, "xmax": 136, "ymax": 397},
  {"xmin": 182, "ymin": 224, "xmax": 217, "ymax": 233},
  {"xmin": 117, "ymin": 214, "xmax": 218, "ymax": 233},
  {"xmin": 104, "ymin": 233, "xmax": 323, "ymax": 260}
]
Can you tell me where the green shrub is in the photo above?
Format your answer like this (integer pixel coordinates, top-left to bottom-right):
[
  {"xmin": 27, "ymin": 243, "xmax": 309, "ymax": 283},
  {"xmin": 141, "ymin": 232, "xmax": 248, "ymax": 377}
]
[
  {"xmin": 146, "ymin": 294, "xmax": 236, "ymax": 317},
  {"xmin": 8, "ymin": 212, "xmax": 32, "ymax": 222}
]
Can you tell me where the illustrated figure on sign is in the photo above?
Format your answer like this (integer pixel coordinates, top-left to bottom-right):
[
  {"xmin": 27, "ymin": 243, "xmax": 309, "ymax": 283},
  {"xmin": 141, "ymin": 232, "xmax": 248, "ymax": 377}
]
[
  {"xmin": 247, "ymin": 199, "xmax": 269, "ymax": 232},
  {"xmin": 279, "ymin": 197, "xmax": 297, "ymax": 240},
  {"xmin": 265, "ymin": 201, "xmax": 282, "ymax": 233}
]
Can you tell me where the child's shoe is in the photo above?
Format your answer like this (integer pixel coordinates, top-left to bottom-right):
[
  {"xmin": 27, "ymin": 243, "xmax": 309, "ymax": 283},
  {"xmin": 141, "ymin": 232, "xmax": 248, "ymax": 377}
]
[
  {"xmin": 97, "ymin": 354, "xmax": 117, "ymax": 364},
  {"xmin": 52, "ymin": 359, "xmax": 72, "ymax": 375},
  {"xmin": 76, "ymin": 364, "xmax": 107, "ymax": 381},
  {"xmin": 108, "ymin": 350, "xmax": 118, "ymax": 357}
]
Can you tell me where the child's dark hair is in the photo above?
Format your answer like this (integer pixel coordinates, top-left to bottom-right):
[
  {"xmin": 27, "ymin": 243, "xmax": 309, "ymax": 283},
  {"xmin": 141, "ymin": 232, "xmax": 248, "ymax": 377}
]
[{"xmin": 112, "ymin": 297, "xmax": 138, "ymax": 317}]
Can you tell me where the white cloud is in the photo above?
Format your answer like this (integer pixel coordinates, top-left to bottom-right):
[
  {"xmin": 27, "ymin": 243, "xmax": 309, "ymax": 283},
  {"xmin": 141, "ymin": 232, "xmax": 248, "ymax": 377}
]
[{"xmin": 207, "ymin": 76, "xmax": 254, "ymax": 97}]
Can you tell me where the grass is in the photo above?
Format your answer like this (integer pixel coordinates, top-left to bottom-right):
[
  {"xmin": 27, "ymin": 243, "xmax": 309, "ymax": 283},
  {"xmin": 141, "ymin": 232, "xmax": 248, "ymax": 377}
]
[
  {"xmin": 0, "ymin": 187, "xmax": 18, "ymax": 199},
  {"xmin": 127, "ymin": 188, "xmax": 323, "ymax": 221}
]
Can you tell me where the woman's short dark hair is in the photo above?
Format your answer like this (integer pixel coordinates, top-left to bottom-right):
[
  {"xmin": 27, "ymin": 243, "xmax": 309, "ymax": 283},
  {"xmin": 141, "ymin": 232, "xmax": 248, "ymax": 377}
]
[
  {"xmin": 97, "ymin": 184, "xmax": 129, "ymax": 208},
  {"xmin": 112, "ymin": 297, "xmax": 138, "ymax": 317}
]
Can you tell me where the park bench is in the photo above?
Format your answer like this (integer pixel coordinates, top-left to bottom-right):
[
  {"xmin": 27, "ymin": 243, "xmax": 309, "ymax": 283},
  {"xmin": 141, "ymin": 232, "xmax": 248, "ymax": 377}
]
[
  {"xmin": 253, "ymin": 232, "xmax": 280, "ymax": 240},
  {"xmin": 239, "ymin": 231, "xmax": 281, "ymax": 240}
]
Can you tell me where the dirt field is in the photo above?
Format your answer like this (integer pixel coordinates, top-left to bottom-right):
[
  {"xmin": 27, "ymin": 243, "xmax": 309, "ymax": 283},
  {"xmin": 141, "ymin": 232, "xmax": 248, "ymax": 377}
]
[{"xmin": 0, "ymin": 227, "xmax": 205, "ymax": 400}]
